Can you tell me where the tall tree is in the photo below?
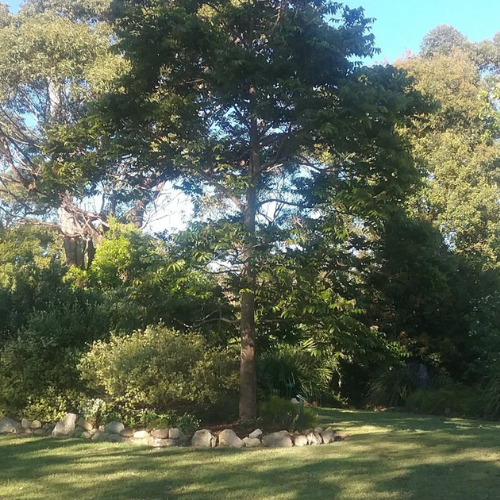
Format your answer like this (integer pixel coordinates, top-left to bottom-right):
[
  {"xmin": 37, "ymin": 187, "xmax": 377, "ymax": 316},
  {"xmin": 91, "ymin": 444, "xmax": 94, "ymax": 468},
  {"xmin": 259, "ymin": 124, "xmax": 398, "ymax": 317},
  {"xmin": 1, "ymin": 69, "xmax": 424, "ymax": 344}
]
[
  {"xmin": 66, "ymin": 0, "xmax": 423, "ymax": 418},
  {"xmin": 0, "ymin": 0, "xmax": 140, "ymax": 268},
  {"xmin": 399, "ymin": 30, "xmax": 500, "ymax": 267}
]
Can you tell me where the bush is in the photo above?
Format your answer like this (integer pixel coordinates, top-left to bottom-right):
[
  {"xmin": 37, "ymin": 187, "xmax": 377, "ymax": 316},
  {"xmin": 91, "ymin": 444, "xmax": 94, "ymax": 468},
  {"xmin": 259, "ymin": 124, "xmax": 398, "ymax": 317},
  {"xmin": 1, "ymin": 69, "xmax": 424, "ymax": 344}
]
[
  {"xmin": 23, "ymin": 388, "xmax": 84, "ymax": 423},
  {"xmin": 405, "ymin": 383, "xmax": 482, "ymax": 418},
  {"xmin": 259, "ymin": 396, "xmax": 316, "ymax": 431},
  {"xmin": 257, "ymin": 343, "xmax": 334, "ymax": 402},
  {"xmin": 367, "ymin": 364, "xmax": 417, "ymax": 408},
  {"xmin": 78, "ymin": 324, "xmax": 239, "ymax": 416}
]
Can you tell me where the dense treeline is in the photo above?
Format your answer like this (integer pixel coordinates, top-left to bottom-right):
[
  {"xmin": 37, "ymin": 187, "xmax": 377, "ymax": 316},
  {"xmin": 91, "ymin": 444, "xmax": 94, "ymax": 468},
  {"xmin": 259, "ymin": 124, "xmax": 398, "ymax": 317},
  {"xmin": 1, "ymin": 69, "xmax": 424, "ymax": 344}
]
[{"xmin": 1, "ymin": 0, "xmax": 500, "ymax": 425}]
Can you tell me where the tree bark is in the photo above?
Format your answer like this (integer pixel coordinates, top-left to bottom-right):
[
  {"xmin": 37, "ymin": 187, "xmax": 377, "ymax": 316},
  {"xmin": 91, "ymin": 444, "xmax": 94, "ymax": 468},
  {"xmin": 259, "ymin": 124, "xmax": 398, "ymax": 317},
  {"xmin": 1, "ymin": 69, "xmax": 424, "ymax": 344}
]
[{"xmin": 239, "ymin": 122, "xmax": 259, "ymax": 420}]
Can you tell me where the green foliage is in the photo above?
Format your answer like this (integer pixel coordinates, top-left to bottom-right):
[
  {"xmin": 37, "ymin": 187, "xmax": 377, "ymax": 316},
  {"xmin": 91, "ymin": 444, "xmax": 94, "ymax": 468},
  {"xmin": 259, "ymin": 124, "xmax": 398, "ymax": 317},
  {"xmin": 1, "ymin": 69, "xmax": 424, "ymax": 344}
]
[
  {"xmin": 482, "ymin": 367, "xmax": 500, "ymax": 419},
  {"xmin": 405, "ymin": 383, "xmax": 482, "ymax": 419},
  {"xmin": 259, "ymin": 396, "xmax": 316, "ymax": 431},
  {"xmin": 78, "ymin": 324, "xmax": 239, "ymax": 414},
  {"xmin": 70, "ymin": 220, "xmax": 236, "ymax": 340},
  {"xmin": 23, "ymin": 388, "xmax": 84, "ymax": 423},
  {"xmin": 257, "ymin": 344, "xmax": 334, "ymax": 402},
  {"xmin": 367, "ymin": 365, "xmax": 417, "ymax": 408}
]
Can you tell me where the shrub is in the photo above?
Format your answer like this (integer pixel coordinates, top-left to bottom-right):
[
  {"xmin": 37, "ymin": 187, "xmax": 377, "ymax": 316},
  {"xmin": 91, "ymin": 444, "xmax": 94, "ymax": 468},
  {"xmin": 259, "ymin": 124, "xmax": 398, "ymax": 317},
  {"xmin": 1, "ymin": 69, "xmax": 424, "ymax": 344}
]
[
  {"xmin": 259, "ymin": 396, "xmax": 317, "ymax": 431},
  {"xmin": 367, "ymin": 364, "xmax": 417, "ymax": 408},
  {"xmin": 24, "ymin": 388, "xmax": 84, "ymax": 423},
  {"xmin": 257, "ymin": 343, "xmax": 334, "ymax": 402},
  {"xmin": 78, "ymin": 324, "xmax": 239, "ymax": 415},
  {"xmin": 405, "ymin": 383, "xmax": 482, "ymax": 418}
]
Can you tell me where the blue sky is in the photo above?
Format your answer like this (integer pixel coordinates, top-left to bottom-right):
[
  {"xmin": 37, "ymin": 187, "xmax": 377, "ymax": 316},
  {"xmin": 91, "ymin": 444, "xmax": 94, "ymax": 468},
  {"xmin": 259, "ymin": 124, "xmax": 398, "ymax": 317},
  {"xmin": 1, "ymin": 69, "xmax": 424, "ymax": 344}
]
[
  {"xmin": 6, "ymin": 0, "xmax": 500, "ymax": 63},
  {"xmin": 348, "ymin": 0, "xmax": 500, "ymax": 62}
]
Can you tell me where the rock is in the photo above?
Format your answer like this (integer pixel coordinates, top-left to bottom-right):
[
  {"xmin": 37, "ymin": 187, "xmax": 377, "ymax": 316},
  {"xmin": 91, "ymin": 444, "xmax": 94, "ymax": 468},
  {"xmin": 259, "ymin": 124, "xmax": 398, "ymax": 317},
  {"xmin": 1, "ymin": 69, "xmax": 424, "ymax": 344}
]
[
  {"xmin": 92, "ymin": 431, "xmax": 110, "ymax": 442},
  {"xmin": 151, "ymin": 428, "xmax": 170, "ymax": 439},
  {"xmin": 130, "ymin": 436, "xmax": 154, "ymax": 446},
  {"xmin": 98, "ymin": 425, "xmax": 105, "ymax": 432},
  {"xmin": 242, "ymin": 437, "xmax": 261, "ymax": 448},
  {"xmin": 106, "ymin": 433, "xmax": 125, "ymax": 443},
  {"xmin": 133, "ymin": 430, "xmax": 151, "ymax": 439},
  {"xmin": 191, "ymin": 429, "xmax": 217, "ymax": 448},
  {"xmin": 168, "ymin": 428, "xmax": 180, "ymax": 439},
  {"xmin": 52, "ymin": 413, "xmax": 78, "ymax": 437},
  {"xmin": 278, "ymin": 430, "xmax": 291, "ymax": 436},
  {"xmin": 293, "ymin": 434, "xmax": 308, "ymax": 447},
  {"xmin": 88, "ymin": 429, "xmax": 98, "ymax": 436},
  {"xmin": 314, "ymin": 427, "xmax": 324, "ymax": 434},
  {"xmin": 21, "ymin": 418, "xmax": 32, "ymax": 430},
  {"xmin": 77, "ymin": 417, "xmax": 93, "ymax": 432},
  {"xmin": 290, "ymin": 398, "xmax": 300, "ymax": 405},
  {"xmin": 0, "ymin": 417, "xmax": 21, "ymax": 434},
  {"xmin": 81, "ymin": 431, "xmax": 92, "ymax": 439},
  {"xmin": 249, "ymin": 428, "xmax": 263, "ymax": 439},
  {"xmin": 105, "ymin": 421, "xmax": 125, "ymax": 434},
  {"xmin": 321, "ymin": 429, "xmax": 335, "ymax": 444},
  {"xmin": 218, "ymin": 429, "xmax": 244, "ymax": 448},
  {"xmin": 262, "ymin": 432, "xmax": 293, "ymax": 448},
  {"xmin": 306, "ymin": 431, "xmax": 323, "ymax": 445},
  {"xmin": 72, "ymin": 429, "xmax": 84, "ymax": 438},
  {"xmin": 152, "ymin": 438, "xmax": 180, "ymax": 448},
  {"xmin": 120, "ymin": 428, "xmax": 135, "ymax": 437},
  {"xmin": 33, "ymin": 429, "xmax": 46, "ymax": 436},
  {"xmin": 30, "ymin": 420, "xmax": 42, "ymax": 430}
]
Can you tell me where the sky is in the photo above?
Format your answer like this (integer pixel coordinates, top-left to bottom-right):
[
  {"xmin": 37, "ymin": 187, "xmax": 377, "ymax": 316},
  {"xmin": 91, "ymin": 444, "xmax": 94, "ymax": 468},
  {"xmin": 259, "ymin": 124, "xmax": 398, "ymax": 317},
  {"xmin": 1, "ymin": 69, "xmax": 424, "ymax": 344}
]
[
  {"xmin": 6, "ymin": 0, "xmax": 500, "ymax": 63},
  {"xmin": 5, "ymin": 0, "xmax": 500, "ymax": 231},
  {"xmin": 346, "ymin": 0, "xmax": 500, "ymax": 63}
]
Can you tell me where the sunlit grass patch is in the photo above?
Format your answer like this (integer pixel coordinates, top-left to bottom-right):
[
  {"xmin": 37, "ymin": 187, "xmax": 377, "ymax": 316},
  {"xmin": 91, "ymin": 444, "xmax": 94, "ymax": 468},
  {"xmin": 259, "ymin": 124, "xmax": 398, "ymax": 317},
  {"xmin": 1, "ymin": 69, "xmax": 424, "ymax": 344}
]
[{"xmin": 2, "ymin": 408, "xmax": 500, "ymax": 499}]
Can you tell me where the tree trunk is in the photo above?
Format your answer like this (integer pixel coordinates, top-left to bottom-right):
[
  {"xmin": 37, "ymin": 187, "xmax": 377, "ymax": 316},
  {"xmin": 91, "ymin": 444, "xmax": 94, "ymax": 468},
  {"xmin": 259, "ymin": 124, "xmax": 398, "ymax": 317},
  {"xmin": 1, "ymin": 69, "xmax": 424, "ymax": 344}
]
[
  {"xmin": 63, "ymin": 235, "xmax": 85, "ymax": 269},
  {"xmin": 239, "ymin": 125, "xmax": 259, "ymax": 420}
]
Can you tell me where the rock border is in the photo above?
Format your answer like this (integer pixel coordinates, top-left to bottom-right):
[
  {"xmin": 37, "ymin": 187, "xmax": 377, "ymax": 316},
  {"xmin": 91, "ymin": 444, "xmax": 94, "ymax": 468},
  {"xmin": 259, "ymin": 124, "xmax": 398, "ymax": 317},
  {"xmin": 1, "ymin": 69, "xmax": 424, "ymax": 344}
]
[{"xmin": 0, "ymin": 415, "xmax": 344, "ymax": 449}]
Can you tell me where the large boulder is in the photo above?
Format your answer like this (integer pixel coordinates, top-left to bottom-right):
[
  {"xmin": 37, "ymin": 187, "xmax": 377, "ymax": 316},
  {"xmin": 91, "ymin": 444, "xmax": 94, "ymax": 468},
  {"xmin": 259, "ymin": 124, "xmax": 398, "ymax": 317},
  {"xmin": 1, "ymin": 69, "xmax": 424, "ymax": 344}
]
[
  {"xmin": 52, "ymin": 413, "xmax": 78, "ymax": 437},
  {"xmin": 321, "ymin": 429, "xmax": 335, "ymax": 444},
  {"xmin": 151, "ymin": 428, "xmax": 170, "ymax": 439},
  {"xmin": 0, "ymin": 417, "xmax": 21, "ymax": 434},
  {"xmin": 104, "ymin": 421, "xmax": 125, "ymax": 434},
  {"xmin": 191, "ymin": 429, "xmax": 217, "ymax": 448},
  {"xmin": 168, "ymin": 428, "xmax": 180, "ymax": 439},
  {"xmin": 293, "ymin": 434, "xmax": 308, "ymax": 447},
  {"xmin": 262, "ymin": 432, "xmax": 293, "ymax": 448},
  {"xmin": 242, "ymin": 437, "xmax": 261, "ymax": 448},
  {"xmin": 30, "ymin": 420, "xmax": 42, "ymax": 430},
  {"xmin": 77, "ymin": 417, "xmax": 93, "ymax": 432},
  {"xmin": 218, "ymin": 429, "xmax": 244, "ymax": 448},
  {"xmin": 306, "ymin": 431, "xmax": 323, "ymax": 445},
  {"xmin": 130, "ymin": 436, "xmax": 154, "ymax": 446},
  {"xmin": 152, "ymin": 438, "xmax": 180, "ymax": 448},
  {"xmin": 133, "ymin": 430, "xmax": 151, "ymax": 439},
  {"xmin": 21, "ymin": 418, "xmax": 32, "ymax": 430},
  {"xmin": 249, "ymin": 429, "xmax": 263, "ymax": 439}
]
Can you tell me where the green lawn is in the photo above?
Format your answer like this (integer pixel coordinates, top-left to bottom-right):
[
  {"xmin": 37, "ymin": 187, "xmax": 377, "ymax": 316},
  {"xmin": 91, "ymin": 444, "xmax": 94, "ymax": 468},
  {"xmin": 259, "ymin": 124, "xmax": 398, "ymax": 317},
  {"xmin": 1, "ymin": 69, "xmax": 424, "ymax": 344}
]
[{"xmin": 1, "ymin": 408, "xmax": 500, "ymax": 499}]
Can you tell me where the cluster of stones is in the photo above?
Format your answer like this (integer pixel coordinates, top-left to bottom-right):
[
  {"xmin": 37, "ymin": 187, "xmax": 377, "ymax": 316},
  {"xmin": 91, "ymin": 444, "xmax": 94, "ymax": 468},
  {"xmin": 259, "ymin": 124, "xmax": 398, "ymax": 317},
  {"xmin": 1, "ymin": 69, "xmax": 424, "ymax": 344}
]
[{"xmin": 0, "ymin": 414, "xmax": 342, "ymax": 449}]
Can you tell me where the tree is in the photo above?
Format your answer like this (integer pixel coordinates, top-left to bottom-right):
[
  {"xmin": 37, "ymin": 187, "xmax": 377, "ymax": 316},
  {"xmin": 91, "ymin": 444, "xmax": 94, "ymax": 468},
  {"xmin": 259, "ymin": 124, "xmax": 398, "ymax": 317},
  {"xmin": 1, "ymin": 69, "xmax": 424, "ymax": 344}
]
[
  {"xmin": 398, "ymin": 41, "xmax": 500, "ymax": 267},
  {"xmin": 60, "ymin": 0, "xmax": 424, "ymax": 419},
  {"xmin": 0, "ymin": 0, "xmax": 143, "ymax": 268}
]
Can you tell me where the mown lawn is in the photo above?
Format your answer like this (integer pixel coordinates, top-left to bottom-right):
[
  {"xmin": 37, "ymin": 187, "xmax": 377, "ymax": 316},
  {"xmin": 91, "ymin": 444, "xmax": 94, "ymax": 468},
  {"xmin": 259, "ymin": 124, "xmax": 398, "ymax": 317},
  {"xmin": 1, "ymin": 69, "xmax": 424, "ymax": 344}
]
[{"xmin": 1, "ymin": 408, "xmax": 500, "ymax": 499}]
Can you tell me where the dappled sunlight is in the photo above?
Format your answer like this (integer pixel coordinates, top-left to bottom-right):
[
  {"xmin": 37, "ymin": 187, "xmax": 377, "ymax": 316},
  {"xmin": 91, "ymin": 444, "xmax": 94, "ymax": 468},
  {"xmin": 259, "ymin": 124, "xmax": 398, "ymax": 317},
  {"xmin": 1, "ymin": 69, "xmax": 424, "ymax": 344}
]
[{"xmin": 3, "ymin": 410, "xmax": 500, "ymax": 499}]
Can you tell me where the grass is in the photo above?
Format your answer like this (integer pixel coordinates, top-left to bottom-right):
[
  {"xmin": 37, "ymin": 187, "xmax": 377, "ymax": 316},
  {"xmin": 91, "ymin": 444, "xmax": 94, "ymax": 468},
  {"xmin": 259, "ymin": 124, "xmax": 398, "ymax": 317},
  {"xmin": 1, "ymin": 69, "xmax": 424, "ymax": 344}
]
[{"xmin": 1, "ymin": 408, "xmax": 500, "ymax": 499}]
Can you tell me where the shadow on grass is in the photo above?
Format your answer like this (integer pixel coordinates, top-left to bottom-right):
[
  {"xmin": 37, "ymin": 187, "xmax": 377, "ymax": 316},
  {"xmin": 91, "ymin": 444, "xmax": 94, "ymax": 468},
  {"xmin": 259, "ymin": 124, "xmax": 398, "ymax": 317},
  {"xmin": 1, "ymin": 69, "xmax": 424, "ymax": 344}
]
[{"xmin": 2, "ymin": 409, "xmax": 500, "ymax": 500}]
